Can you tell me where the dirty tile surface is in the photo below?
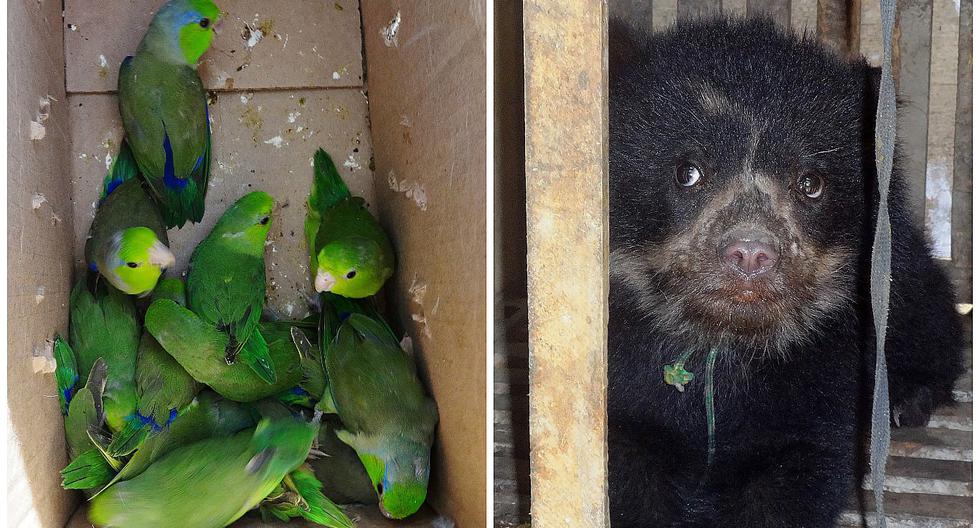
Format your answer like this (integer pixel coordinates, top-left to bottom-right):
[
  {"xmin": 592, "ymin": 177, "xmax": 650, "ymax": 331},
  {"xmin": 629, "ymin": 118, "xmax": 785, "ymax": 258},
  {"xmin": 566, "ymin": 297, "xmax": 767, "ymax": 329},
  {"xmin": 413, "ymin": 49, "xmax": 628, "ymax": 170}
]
[{"xmin": 64, "ymin": 0, "xmax": 364, "ymax": 93}]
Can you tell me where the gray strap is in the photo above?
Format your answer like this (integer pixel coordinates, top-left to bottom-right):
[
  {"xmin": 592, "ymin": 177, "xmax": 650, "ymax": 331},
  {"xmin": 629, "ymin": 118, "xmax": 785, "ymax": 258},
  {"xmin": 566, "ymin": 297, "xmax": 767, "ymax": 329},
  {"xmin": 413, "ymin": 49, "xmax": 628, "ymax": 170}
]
[{"xmin": 870, "ymin": 0, "xmax": 898, "ymax": 525}]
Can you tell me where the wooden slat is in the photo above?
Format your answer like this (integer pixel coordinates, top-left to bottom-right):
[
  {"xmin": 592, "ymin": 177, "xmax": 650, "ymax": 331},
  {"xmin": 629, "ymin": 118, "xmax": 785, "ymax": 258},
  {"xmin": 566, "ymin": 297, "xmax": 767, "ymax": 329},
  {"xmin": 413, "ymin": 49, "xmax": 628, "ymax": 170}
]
[
  {"xmin": 893, "ymin": 0, "xmax": 934, "ymax": 224},
  {"xmin": 747, "ymin": 0, "xmax": 791, "ymax": 27},
  {"xmin": 677, "ymin": 0, "xmax": 722, "ymax": 20},
  {"xmin": 523, "ymin": 1, "xmax": 610, "ymax": 526},
  {"xmin": 653, "ymin": 0, "xmax": 679, "ymax": 29},
  {"xmin": 816, "ymin": 0, "xmax": 861, "ymax": 56},
  {"xmin": 951, "ymin": 0, "xmax": 973, "ymax": 302}
]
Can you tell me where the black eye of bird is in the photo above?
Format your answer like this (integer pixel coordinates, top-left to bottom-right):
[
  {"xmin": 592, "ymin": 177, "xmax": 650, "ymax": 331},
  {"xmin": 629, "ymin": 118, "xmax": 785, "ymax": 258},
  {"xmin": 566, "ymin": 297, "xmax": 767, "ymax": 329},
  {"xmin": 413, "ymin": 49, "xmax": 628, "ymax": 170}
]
[
  {"xmin": 127, "ymin": 262, "xmax": 139, "ymax": 268},
  {"xmin": 199, "ymin": 18, "xmax": 211, "ymax": 28},
  {"xmin": 259, "ymin": 216, "xmax": 270, "ymax": 225},
  {"xmin": 346, "ymin": 270, "xmax": 357, "ymax": 279},
  {"xmin": 675, "ymin": 163, "xmax": 703, "ymax": 188},
  {"xmin": 796, "ymin": 173, "xmax": 825, "ymax": 199}
]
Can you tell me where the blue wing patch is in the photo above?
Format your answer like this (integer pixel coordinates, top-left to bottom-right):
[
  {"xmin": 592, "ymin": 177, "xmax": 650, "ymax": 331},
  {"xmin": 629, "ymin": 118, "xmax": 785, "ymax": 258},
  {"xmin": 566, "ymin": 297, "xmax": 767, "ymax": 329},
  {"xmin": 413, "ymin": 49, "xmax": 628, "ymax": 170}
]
[{"xmin": 161, "ymin": 124, "xmax": 188, "ymax": 190}]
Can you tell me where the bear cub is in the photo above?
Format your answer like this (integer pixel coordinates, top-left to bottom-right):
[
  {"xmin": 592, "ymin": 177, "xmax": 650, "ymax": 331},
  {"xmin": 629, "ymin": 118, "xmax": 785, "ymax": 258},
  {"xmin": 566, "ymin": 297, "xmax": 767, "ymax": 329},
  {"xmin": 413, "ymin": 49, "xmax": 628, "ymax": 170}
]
[{"xmin": 607, "ymin": 16, "xmax": 964, "ymax": 528}]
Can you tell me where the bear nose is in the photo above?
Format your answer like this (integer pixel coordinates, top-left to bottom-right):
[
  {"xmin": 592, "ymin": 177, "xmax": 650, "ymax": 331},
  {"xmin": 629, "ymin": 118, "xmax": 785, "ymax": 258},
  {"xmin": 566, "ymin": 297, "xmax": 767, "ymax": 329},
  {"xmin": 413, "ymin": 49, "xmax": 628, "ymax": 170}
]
[{"xmin": 719, "ymin": 239, "xmax": 778, "ymax": 277}]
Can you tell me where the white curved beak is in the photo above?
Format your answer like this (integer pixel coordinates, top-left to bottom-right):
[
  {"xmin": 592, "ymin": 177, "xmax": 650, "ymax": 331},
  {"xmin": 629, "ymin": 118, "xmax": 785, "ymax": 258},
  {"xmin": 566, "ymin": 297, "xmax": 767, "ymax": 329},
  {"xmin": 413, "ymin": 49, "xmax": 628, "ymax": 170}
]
[
  {"xmin": 314, "ymin": 270, "xmax": 336, "ymax": 292},
  {"xmin": 149, "ymin": 241, "xmax": 176, "ymax": 270}
]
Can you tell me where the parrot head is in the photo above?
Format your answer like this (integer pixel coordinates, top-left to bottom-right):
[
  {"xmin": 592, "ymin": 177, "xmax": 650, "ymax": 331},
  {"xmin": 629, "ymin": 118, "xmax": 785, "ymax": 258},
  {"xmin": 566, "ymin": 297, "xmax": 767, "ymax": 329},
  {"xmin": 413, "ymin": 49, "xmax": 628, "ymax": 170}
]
[
  {"xmin": 355, "ymin": 444, "xmax": 430, "ymax": 519},
  {"xmin": 103, "ymin": 227, "xmax": 176, "ymax": 296},
  {"xmin": 210, "ymin": 191, "xmax": 275, "ymax": 247},
  {"xmin": 314, "ymin": 238, "xmax": 392, "ymax": 298},
  {"xmin": 149, "ymin": 0, "xmax": 221, "ymax": 65}
]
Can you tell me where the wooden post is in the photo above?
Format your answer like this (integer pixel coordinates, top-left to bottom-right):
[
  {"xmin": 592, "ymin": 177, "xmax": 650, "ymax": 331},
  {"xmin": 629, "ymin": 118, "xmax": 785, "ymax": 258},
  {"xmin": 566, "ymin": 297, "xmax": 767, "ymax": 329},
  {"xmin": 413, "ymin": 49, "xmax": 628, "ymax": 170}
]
[
  {"xmin": 816, "ymin": 0, "xmax": 862, "ymax": 56},
  {"xmin": 523, "ymin": 1, "xmax": 610, "ymax": 527},
  {"xmin": 610, "ymin": 0, "xmax": 653, "ymax": 28},
  {"xmin": 951, "ymin": 0, "xmax": 972, "ymax": 302},
  {"xmin": 893, "ymin": 0, "xmax": 933, "ymax": 223}
]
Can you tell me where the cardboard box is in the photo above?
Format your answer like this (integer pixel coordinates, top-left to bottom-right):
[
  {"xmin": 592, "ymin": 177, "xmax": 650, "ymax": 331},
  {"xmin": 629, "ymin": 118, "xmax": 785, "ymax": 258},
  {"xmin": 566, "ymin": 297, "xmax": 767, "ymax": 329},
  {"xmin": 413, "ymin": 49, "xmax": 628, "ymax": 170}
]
[{"xmin": 8, "ymin": 0, "xmax": 486, "ymax": 526}]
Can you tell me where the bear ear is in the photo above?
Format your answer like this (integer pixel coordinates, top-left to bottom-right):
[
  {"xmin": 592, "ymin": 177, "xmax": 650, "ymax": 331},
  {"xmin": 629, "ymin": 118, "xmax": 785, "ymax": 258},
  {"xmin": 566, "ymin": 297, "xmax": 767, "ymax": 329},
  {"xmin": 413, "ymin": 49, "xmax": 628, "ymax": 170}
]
[{"xmin": 609, "ymin": 17, "xmax": 645, "ymax": 75}]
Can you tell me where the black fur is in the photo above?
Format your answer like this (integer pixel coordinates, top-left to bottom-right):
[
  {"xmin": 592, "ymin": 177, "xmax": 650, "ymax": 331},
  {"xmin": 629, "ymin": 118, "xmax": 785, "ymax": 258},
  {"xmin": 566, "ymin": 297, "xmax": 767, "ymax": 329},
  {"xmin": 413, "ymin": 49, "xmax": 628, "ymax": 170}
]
[{"xmin": 607, "ymin": 17, "xmax": 963, "ymax": 527}]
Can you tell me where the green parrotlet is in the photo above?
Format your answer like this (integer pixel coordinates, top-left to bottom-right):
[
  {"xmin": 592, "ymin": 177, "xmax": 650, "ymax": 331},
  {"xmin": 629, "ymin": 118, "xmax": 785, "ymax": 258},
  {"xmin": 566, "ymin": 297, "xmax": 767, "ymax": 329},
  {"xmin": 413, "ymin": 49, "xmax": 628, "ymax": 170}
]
[
  {"xmin": 318, "ymin": 300, "xmax": 438, "ymax": 519},
  {"xmin": 186, "ymin": 191, "xmax": 278, "ymax": 384},
  {"xmin": 118, "ymin": 0, "xmax": 220, "ymax": 228},
  {"xmin": 89, "ymin": 416, "xmax": 318, "ymax": 528},
  {"xmin": 86, "ymin": 141, "xmax": 175, "ymax": 296},
  {"xmin": 305, "ymin": 148, "xmax": 395, "ymax": 298}
]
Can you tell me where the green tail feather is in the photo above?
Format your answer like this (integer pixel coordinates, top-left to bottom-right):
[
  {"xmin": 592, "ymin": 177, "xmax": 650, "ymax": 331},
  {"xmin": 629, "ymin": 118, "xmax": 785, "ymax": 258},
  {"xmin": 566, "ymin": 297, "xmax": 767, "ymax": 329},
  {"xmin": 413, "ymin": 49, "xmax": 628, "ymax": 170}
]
[
  {"xmin": 61, "ymin": 449, "xmax": 115, "ymax": 490},
  {"xmin": 240, "ymin": 328, "xmax": 277, "ymax": 385},
  {"xmin": 291, "ymin": 466, "xmax": 355, "ymax": 528},
  {"xmin": 105, "ymin": 416, "xmax": 150, "ymax": 457},
  {"xmin": 162, "ymin": 178, "xmax": 205, "ymax": 229},
  {"xmin": 100, "ymin": 140, "xmax": 140, "ymax": 200}
]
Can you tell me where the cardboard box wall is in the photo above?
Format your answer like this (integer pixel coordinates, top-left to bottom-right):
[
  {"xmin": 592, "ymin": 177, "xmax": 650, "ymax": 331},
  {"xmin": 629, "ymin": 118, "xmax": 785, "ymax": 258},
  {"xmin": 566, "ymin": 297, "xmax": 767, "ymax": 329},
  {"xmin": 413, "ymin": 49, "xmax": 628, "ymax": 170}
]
[{"xmin": 7, "ymin": 0, "xmax": 486, "ymax": 526}]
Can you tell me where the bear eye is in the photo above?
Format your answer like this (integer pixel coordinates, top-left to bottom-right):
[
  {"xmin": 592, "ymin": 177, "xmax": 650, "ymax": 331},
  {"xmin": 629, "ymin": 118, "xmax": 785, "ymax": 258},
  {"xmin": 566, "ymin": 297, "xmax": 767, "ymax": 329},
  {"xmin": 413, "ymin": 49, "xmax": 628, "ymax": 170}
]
[
  {"xmin": 259, "ymin": 216, "xmax": 270, "ymax": 226},
  {"xmin": 345, "ymin": 270, "xmax": 357, "ymax": 280},
  {"xmin": 199, "ymin": 18, "xmax": 211, "ymax": 29},
  {"xmin": 796, "ymin": 173, "xmax": 825, "ymax": 199},
  {"xmin": 675, "ymin": 163, "xmax": 703, "ymax": 188},
  {"xmin": 127, "ymin": 262, "xmax": 139, "ymax": 268}
]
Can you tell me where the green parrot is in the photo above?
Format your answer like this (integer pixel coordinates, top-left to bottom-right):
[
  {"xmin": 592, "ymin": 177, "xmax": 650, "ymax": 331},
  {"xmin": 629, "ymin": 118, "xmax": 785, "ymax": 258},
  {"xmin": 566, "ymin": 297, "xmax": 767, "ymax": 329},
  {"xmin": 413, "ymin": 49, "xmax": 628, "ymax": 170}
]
[
  {"xmin": 319, "ymin": 306, "xmax": 438, "ymax": 519},
  {"xmin": 118, "ymin": 0, "xmax": 220, "ymax": 228},
  {"xmin": 86, "ymin": 141, "xmax": 175, "ymax": 297},
  {"xmin": 259, "ymin": 463, "xmax": 355, "ymax": 528},
  {"xmin": 89, "ymin": 417, "xmax": 318, "ymax": 528},
  {"xmin": 305, "ymin": 148, "xmax": 395, "ymax": 299},
  {"xmin": 144, "ymin": 299, "xmax": 302, "ymax": 402},
  {"xmin": 96, "ymin": 390, "xmax": 255, "ymax": 492},
  {"xmin": 69, "ymin": 280, "xmax": 140, "ymax": 432},
  {"xmin": 186, "ymin": 191, "xmax": 278, "ymax": 384},
  {"xmin": 103, "ymin": 277, "xmax": 191, "ymax": 457}
]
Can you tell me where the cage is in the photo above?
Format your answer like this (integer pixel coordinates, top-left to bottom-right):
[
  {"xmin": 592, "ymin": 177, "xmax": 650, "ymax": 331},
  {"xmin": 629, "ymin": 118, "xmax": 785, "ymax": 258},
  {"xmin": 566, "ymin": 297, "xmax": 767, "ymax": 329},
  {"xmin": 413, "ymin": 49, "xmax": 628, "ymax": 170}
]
[
  {"xmin": 494, "ymin": 0, "xmax": 972, "ymax": 526},
  {"xmin": 8, "ymin": 1, "xmax": 486, "ymax": 526}
]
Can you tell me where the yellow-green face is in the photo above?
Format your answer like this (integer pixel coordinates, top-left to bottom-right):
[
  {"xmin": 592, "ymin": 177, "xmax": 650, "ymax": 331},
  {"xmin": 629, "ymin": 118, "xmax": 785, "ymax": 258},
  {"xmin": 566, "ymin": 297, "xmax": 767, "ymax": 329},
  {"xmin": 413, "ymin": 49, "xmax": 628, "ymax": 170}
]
[
  {"xmin": 176, "ymin": 0, "xmax": 221, "ymax": 63},
  {"xmin": 106, "ymin": 227, "xmax": 175, "ymax": 296},
  {"xmin": 314, "ymin": 239, "xmax": 392, "ymax": 298}
]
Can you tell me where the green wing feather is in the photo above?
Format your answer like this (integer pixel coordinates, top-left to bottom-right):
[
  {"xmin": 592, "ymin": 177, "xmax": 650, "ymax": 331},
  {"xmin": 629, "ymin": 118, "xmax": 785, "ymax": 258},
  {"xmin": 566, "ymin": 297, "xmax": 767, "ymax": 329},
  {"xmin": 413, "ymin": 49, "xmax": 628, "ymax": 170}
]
[{"xmin": 53, "ymin": 335, "xmax": 79, "ymax": 416}]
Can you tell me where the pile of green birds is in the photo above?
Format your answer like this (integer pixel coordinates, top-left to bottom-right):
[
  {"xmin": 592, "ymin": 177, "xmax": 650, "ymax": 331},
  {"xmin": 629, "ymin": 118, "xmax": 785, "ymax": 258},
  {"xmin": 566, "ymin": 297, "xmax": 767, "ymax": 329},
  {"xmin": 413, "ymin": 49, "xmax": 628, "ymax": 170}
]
[{"xmin": 51, "ymin": 1, "xmax": 438, "ymax": 527}]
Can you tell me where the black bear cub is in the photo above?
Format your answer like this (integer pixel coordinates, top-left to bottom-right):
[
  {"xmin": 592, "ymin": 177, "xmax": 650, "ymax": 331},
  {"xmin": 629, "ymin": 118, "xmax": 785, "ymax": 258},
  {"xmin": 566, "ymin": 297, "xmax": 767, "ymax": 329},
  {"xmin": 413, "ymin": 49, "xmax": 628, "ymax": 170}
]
[{"xmin": 607, "ymin": 17, "xmax": 964, "ymax": 528}]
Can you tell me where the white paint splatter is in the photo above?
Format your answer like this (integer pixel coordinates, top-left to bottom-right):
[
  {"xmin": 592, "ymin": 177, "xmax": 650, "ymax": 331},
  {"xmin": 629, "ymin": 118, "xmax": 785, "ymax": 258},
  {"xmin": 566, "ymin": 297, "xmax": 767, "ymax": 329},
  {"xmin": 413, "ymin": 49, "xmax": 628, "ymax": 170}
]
[
  {"xmin": 240, "ymin": 94, "xmax": 249, "ymax": 105},
  {"xmin": 35, "ymin": 286, "xmax": 45, "ymax": 304},
  {"xmin": 399, "ymin": 115, "xmax": 412, "ymax": 127},
  {"xmin": 245, "ymin": 26, "xmax": 264, "ymax": 48},
  {"xmin": 343, "ymin": 154, "xmax": 361, "ymax": 170},
  {"xmin": 29, "ymin": 121, "xmax": 46, "ymax": 140},
  {"xmin": 67, "ymin": 23, "xmax": 78, "ymax": 31},
  {"xmin": 32, "ymin": 340, "xmax": 56, "ymax": 374},
  {"xmin": 105, "ymin": 151, "xmax": 113, "ymax": 171},
  {"xmin": 264, "ymin": 135, "xmax": 285, "ymax": 148},
  {"xmin": 385, "ymin": 170, "xmax": 428, "ymax": 210},
  {"xmin": 287, "ymin": 111, "xmax": 301, "ymax": 123},
  {"xmin": 380, "ymin": 11, "xmax": 401, "ymax": 47},
  {"xmin": 31, "ymin": 193, "xmax": 46, "ymax": 210},
  {"xmin": 332, "ymin": 71, "xmax": 341, "ymax": 80}
]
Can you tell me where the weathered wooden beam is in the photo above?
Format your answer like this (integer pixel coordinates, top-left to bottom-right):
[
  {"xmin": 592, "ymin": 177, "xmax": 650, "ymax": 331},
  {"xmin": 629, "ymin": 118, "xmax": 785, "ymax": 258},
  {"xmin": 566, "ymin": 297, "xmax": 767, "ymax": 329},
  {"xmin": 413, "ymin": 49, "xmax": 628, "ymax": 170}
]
[
  {"xmin": 816, "ymin": 0, "xmax": 861, "ymax": 56},
  {"xmin": 677, "ymin": 0, "xmax": 722, "ymax": 20},
  {"xmin": 610, "ymin": 0, "xmax": 654, "ymax": 28},
  {"xmin": 951, "ymin": 0, "xmax": 972, "ymax": 302},
  {"xmin": 893, "ymin": 0, "xmax": 934, "ymax": 225},
  {"xmin": 747, "ymin": 0, "xmax": 791, "ymax": 27},
  {"xmin": 523, "ymin": 1, "xmax": 610, "ymax": 526}
]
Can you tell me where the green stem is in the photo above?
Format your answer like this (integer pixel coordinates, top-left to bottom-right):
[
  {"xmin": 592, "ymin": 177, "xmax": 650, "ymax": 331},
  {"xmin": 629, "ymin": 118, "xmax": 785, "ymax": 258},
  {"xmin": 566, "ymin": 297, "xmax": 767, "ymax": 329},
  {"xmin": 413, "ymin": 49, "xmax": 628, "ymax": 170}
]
[{"xmin": 704, "ymin": 346, "xmax": 719, "ymax": 465}]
